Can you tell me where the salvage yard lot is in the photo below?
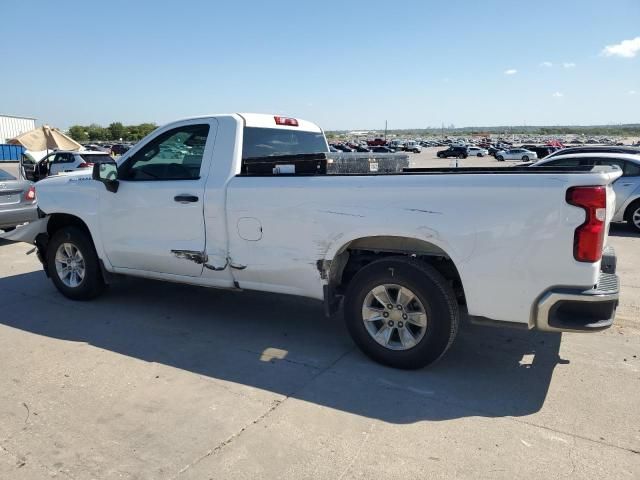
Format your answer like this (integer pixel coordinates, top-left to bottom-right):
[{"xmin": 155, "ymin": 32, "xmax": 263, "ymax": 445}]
[{"xmin": 0, "ymin": 167, "xmax": 639, "ymax": 479}]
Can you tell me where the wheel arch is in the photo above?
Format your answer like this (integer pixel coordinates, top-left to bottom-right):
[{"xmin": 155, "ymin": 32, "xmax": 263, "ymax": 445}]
[
  {"xmin": 320, "ymin": 235, "xmax": 466, "ymax": 315},
  {"xmin": 41, "ymin": 213, "xmax": 110, "ymax": 276}
]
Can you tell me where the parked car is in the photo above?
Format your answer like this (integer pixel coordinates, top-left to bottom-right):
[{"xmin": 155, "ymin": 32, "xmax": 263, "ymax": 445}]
[
  {"xmin": 403, "ymin": 141, "xmax": 422, "ymax": 153},
  {"xmin": 532, "ymin": 152, "xmax": 640, "ymax": 232},
  {"xmin": 366, "ymin": 138, "xmax": 386, "ymax": 147},
  {"xmin": 467, "ymin": 147, "xmax": 488, "ymax": 157},
  {"xmin": 371, "ymin": 146, "xmax": 395, "ymax": 153},
  {"xmin": 544, "ymin": 145, "xmax": 640, "ymax": 160},
  {"xmin": 495, "ymin": 148, "xmax": 538, "ymax": 162},
  {"xmin": 7, "ymin": 113, "xmax": 622, "ymax": 369},
  {"xmin": 0, "ymin": 168, "xmax": 37, "ymax": 232},
  {"xmin": 437, "ymin": 146, "xmax": 468, "ymax": 159},
  {"xmin": 355, "ymin": 146, "xmax": 371, "ymax": 153},
  {"xmin": 110, "ymin": 144, "xmax": 131, "ymax": 156},
  {"xmin": 21, "ymin": 151, "xmax": 114, "ymax": 182}
]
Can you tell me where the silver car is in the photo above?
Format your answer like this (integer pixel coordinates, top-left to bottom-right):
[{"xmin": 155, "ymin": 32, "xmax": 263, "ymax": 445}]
[
  {"xmin": 0, "ymin": 168, "xmax": 38, "ymax": 232},
  {"xmin": 495, "ymin": 148, "xmax": 538, "ymax": 162},
  {"xmin": 533, "ymin": 152, "xmax": 640, "ymax": 232}
]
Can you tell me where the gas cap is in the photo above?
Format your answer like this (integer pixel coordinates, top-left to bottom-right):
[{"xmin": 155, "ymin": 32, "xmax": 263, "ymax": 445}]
[{"xmin": 237, "ymin": 217, "xmax": 263, "ymax": 241}]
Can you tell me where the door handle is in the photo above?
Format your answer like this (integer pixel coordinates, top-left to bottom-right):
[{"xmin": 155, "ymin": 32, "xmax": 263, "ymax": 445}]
[{"xmin": 174, "ymin": 194, "xmax": 199, "ymax": 203}]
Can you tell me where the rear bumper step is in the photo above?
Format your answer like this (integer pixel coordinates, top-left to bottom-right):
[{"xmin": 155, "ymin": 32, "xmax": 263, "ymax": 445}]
[{"xmin": 535, "ymin": 271, "xmax": 619, "ymax": 333}]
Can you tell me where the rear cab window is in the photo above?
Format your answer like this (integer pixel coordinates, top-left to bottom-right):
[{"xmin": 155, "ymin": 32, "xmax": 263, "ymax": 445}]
[{"xmin": 241, "ymin": 127, "xmax": 328, "ymax": 160}]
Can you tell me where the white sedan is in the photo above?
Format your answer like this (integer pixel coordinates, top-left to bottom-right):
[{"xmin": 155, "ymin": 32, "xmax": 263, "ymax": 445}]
[
  {"xmin": 495, "ymin": 148, "xmax": 538, "ymax": 161},
  {"xmin": 467, "ymin": 147, "xmax": 489, "ymax": 157}
]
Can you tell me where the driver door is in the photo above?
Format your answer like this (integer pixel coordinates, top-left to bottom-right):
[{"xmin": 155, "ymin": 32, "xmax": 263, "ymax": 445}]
[{"xmin": 98, "ymin": 120, "xmax": 217, "ymax": 277}]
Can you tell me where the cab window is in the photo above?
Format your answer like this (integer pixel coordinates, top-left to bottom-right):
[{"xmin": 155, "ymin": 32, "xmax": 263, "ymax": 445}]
[{"xmin": 120, "ymin": 124, "xmax": 210, "ymax": 181}]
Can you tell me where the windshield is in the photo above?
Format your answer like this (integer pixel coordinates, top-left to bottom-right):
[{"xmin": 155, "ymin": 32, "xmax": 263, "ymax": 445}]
[
  {"xmin": 0, "ymin": 169, "xmax": 16, "ymax": 180},
  {"xmin": 242, "ymin": 127, "xmax": 328, "ymax": 159}
]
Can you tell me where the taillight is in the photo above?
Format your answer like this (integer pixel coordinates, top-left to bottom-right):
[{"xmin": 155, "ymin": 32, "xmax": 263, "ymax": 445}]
[
  {"xmin": 566, "ymin": 186, "xmax": 606, "ymax": 262},
  {"xmin": 78, "ymin": 162, "xmax": 94, "ymax": 168},
  {"xmin": 274, "ymin": 116, "xmax": 299, "ymax": 127},
  {"xmin": 25, "ymin": 185, "xmax": 36, "ymax": 202}
]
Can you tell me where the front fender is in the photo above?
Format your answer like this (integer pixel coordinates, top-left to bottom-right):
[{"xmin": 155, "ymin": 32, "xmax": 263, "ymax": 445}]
[{"xmin": 1, "ymin": 217, "xmax": 49, "ymax": 244}]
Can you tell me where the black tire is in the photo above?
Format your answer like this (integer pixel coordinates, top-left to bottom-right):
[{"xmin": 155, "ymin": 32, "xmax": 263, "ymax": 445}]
[
  {"xmin": 624, "ymin": 200, "xmax": 640, "ymax": 233},
  {"xmin": 477, "ymin": 153, "xmax": 482, "ymax": 157},
  {"xmin": 496, "ymin": 155, "xmax": 504, "ymax": 161},
  {"xmin": 344, "ymin": 257, "xmax": 459, "ymax": 369},
  {"xmin": 457, "ymin": 154, "xmax": 464, "ymax": 159},
  {"xmin": 47, "ymin": 226, "xmax": 105, "ymax": 300},
  {"xmin": 522, "ymin": 156, "xmax": 529, "ymax": 161},
  {"xmin": 437, "ymin": 153, "xmax": 444, "ymax": 158}
]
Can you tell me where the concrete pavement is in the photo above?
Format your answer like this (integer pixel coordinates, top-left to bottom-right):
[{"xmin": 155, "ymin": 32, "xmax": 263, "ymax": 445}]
[{"xmin": 0, "ymin": 226, "xmax": 638, "ymax": 479}]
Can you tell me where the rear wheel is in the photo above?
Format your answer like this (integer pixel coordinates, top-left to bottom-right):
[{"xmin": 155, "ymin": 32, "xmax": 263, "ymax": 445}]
[
  {"xmin": 344, "ymin": 257, "xmax": 459, "ymax": 369},
  {"xmin": 496, "ymin": 155, "xmax": 504, "ymax": 161},
  {"xmin": 47, "ymin": 226, "xmax": 105, "ymax": 300},
  {"xmin": 477, "ymin": 153, "xmax": 483, "ymax": 157},
  {"xmin": 457, "ymin": 154, "xmax": 465, "ymax": 159},
  {"xmin": 437, "ymin": 153, "xmax": 444, "ymax": 158},
  {"xmin": 522, "ymin": 155, "xmax": 529, "ymax": 161},
  {"xmin": 625, "ymin": 200, "xmax": 640, "ymax": 233}
]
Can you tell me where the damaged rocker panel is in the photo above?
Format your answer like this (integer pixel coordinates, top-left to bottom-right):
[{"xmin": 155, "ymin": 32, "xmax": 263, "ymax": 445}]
[{"xmin": 171, "ymin": 250, "xmax": 247, "ymax": 271}]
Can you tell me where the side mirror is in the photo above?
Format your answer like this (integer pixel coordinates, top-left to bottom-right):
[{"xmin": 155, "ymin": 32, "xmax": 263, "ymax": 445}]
[{"xmin": 92, "ymin": 161, "xmax": 119, "ymax": 193}]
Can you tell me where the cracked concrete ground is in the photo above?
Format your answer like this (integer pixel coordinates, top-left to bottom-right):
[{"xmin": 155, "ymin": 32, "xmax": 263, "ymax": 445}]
[{"xmin": 0, "ymin": 159, "xmax": 639, "ymax": 478}]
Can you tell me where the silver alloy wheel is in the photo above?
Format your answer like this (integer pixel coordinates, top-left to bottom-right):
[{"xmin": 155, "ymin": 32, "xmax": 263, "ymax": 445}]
[
  {"xmin": 55, "ymin": 242, "xmax": 86, "ymax": 288},
  {"xmin": 361, "ymin": 283, "xmax": 428, "ymax": 351},
  {"xmin": 633, "ymin": 207, "xmax": 640, "ymax": 229}
]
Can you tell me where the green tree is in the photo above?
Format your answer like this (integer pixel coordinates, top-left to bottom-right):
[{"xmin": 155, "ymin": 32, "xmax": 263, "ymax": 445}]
[
  {"xmin": 108, "ymin": 122, "xmax": 126, "ymax": 140},
  {"xmin": 68, "ymin": 125, "xmax": 88, "ymax": 142},
  {"xmin": 87, "ymin": 124, "xmax": 107, "ymax": 141}
]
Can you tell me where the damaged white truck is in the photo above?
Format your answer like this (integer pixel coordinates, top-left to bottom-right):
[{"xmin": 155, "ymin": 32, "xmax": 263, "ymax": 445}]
[{"xmin": 8, "ymin": 113, "xmax": 621, "ymax": 368}]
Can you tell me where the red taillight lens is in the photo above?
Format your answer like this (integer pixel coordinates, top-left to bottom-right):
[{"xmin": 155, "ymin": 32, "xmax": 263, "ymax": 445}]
[
  {"xmin": 25, "ymin": 185, "xmax": 36, "ymax": 202},
  {"xmin": 78, "ymin": 162, "xmax": 94, "ymax": 168},
  {"xmin": 566, "ymin": 186, "xmax": 606, "ymax": 262},
  {"xmin": 274, "ymin": 116, "xmax": 299, "ymax": 127}
]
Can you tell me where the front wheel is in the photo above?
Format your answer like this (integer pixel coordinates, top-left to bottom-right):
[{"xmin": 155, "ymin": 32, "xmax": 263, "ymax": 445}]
[
  {"xmin": 496, "ymin": 155, "xmax": 504, "ymax": 161},
  {"xmin": 477, "ymin": 153, "xmax": 483, "ymax": 157},
  {"xmin": 47, "ymin": 226, "xmax": 105, "ymax": 300},
  {"xmin": 522, "ymin": 155, "xmax": 529, "ymax": 161},
  {"xmin": 625, "ymin": 200, "xmax": 640, "ymax": 233},
  {"xmin": 344, "ymin": 257, "xmax": 459, "ymax": 369}
]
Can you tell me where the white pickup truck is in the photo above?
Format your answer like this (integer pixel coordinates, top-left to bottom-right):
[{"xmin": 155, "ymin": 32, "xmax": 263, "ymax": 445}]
[{"xmin": 7, "ymin": 113, "xmax": 621, "ymax": 368}]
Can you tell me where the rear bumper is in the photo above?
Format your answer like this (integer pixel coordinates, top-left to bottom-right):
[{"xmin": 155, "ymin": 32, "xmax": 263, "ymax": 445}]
[
  {"xmin": 535, "ymin": 263, "xmax": 619, "ymax": 333},
  {"xmin": 0, "ymin": 204, "xmax": 38, "ymax": 229}
]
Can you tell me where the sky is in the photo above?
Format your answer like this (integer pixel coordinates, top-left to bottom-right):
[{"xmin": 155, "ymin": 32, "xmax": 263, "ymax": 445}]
[{"xmin": 1, "ymin": 0, "xmax": 639, "ymax": 130}]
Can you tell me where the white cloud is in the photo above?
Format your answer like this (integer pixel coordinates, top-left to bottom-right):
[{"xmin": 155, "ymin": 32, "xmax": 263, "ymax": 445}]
[
  {"xmin": 540, "ymin": 61, "xmax": 553, "ymax": 67},
  {"xmin": 504, "ymin": 69, "xmax": 517, "ymax": 75},
  {"xmin": 630, "ymin": 90, "xmax": 637, "ymax": 95},
  {"xmin": 602, "ymin": 37, "xmax": 640, "ymax": 58},
  {"xmin": 552, "ymin": 92, "xmax": 564, "ymax": 97},
  {"xmin": 563, "ymin": 62, "xmax": 576, "ymax": 68}
]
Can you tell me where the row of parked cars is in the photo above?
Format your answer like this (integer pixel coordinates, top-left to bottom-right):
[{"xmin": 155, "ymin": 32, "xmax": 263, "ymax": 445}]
[{"xmin": 330, "ymin": 141, "xmax": 423, "ymax": 154}]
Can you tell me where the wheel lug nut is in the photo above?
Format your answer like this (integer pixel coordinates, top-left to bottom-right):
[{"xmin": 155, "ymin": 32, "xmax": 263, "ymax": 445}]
[
  {"xmin": 397, "ymin": 305, "xmax": 403, "ymax": 310},
  {"xmin": 402, "ymin": 314, "xmax": 408, "ymax": 320},
  {"xmin": 382, "ymin": 312, "xmax": 389, "ymax": 318},
  {"xmin": 388, "ymin": 320, "xmax": 394, "ymax": 327},
  {"xmin": 398, "ymin": 321, "xmax": 404, "ymax": 328},
  {"xmin": 387, "ymin": 304, "xmax": 393, "ymax": 310}
]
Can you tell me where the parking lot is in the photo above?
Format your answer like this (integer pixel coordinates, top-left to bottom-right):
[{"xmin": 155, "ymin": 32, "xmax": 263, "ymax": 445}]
[{"xmin": 0, "ymin": 160, "xmax": 639, "ymax": 478}]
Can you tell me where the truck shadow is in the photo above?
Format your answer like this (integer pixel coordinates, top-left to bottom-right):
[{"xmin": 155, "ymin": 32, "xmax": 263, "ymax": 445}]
[{"xmin": 0, "ymin": 270, "xmax": 562, "ymax": 423}]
